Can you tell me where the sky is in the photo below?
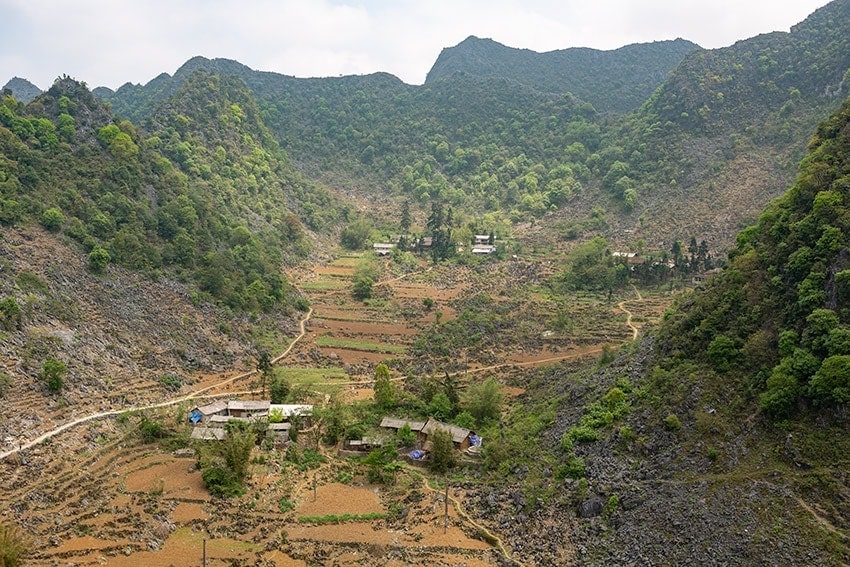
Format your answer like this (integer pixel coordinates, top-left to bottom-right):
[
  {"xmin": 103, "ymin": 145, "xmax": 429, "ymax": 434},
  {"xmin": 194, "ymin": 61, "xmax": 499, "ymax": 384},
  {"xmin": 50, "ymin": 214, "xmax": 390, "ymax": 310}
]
[{"xmin": 0, "ymin": 0, "xmax": 834, "ymax": 91}]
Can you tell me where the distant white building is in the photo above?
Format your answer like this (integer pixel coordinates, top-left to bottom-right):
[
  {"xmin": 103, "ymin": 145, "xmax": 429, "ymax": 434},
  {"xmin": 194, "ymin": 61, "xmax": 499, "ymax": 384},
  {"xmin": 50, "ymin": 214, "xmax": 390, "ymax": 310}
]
[{"xmin": 373, "ymin": 243, "xmax": 395, "ymax": 256}]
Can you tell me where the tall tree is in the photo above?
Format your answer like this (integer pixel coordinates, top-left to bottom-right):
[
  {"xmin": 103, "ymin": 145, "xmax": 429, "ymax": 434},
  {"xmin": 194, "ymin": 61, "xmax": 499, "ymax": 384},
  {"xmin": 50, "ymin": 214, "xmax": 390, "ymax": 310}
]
[{"xmin": 373, "ymin": 363, "xmax": 395, "ymax": 409}]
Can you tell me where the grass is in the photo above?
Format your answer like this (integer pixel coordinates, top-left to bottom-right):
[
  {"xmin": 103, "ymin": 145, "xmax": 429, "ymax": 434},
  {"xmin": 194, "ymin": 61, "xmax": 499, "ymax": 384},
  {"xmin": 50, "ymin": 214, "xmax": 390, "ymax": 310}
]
[
  {"xmin": 301, "ymin": 280, "xmax": 347, "ymax": 291},
  {"xmin": 297, "ymin": 512, "xmax": 387, "ymax": 524},
  {"xmin": 315, "ymin": 336, "xmax": 408, "ymax": 354},
  {"xmin": 276, "ymin": 365, "xmax": 348, "ymax": 384}
]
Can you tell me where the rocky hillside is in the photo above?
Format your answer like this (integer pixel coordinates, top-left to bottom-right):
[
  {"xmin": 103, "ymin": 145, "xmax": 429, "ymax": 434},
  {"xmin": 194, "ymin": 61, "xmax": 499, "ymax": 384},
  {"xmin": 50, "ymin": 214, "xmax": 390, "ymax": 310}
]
[
  {"xmin": 0, "ymin": 225, "xmax": 300, "ymax": 453},
  {"xmin": 467, "ymin": 95, "xmax": 850, "ymax": 565}
]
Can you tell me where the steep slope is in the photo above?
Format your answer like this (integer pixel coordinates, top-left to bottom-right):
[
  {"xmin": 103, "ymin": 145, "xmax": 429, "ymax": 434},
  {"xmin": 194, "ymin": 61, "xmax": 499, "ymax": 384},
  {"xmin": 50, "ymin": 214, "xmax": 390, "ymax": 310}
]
[
  {"xmin": 1, "ymin": 76, "xmax": 315, "ymax": 312},
  {"xmin": 426, "ymin": 36, "xmax": 700, "ymax": 114},
  {"xmin": 612, "ymin": 0, "xmax": 850, "ymax": 251},
  {"xmin": 480, "ymin": 96, "xmax": 850, "ymax": 565}
]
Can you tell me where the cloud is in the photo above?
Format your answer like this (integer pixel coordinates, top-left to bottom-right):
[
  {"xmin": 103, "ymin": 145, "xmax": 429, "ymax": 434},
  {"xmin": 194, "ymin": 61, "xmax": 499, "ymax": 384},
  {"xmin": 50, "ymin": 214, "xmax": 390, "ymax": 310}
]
[{"xmin": 0, "ymin": 0, "xmax": 833, "ymax": 90}]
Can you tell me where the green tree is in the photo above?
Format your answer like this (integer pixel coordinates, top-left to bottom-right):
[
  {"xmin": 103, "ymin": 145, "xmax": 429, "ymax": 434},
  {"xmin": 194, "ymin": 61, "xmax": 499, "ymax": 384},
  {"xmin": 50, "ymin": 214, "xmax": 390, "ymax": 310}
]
[
  {"xmin": 41, "ymin": 357, "xmax": 66, "ymax": 393},
  {"xmin": 256, "ymin": 349, "xmax": 272, "ymax": 399},
  {"xmin": 429, "ymin": 427, "xmax": 456, "ymax": 474},
  {"xmin": 399, "ymin": 199, "xmax": 411, "ymax": 234},
  {"xmin": 462, "ymin": 378, "xmax": 502, "ymax": 427},
  {"xmin": 427, "ymin": 392, "xmax": 453, "ymax": 421},
  {"xmin": 809, "ymin": 355, "xmax": 850, "ymax": 405},
  {"xmin": 0, "ymin": 297, "xmax": 22, "ymax": 331},
  {"xmin": 222, "ymin": 421, "xmax": 256, "ymax": 481},
  {"xmin": 396, "ymin": 423, "xmax": 417, "ymax": 447},
  {"xmin": 340, "ymin": 219, "xmax": 372, "ymax": 250},
  {"xmin": 88, "ymin": 246, "xmax": 110, "ymax": 273},
  {"xmin": 41, "ymin": 207, "xmax": 64, "ymax": 232},
  {"xmin": 373, "ymin": 363, "xmax": 395, "ymax": 409},
  {"xmin": 352, "ymin": 254, "xmax": 380, "ymax": 301},
  {"xmin": 269, "ymin": 375, "xmax": 290, "ymax": 404}
]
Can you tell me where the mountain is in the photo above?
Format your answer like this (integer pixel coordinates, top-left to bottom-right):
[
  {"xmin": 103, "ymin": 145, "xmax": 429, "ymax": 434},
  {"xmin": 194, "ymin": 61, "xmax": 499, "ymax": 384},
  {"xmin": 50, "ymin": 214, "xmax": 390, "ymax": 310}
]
[
  {"xmin": 0, "ymin": 75, "xmax": 322, "ymax": 313},
  {"xmin": 425, "ymin": 36, "xmax": 700, "ymax": 114},
  {"xmin": 479, "ymin": 94, "xmax": 850, "ymax": 566},
  {"xmin": 2, "ymin": 76, "xmax": 42, "ymax": 103},
  {"xmin": 90, "ymin": 2, "xmax": 850, "ymax": 259}
]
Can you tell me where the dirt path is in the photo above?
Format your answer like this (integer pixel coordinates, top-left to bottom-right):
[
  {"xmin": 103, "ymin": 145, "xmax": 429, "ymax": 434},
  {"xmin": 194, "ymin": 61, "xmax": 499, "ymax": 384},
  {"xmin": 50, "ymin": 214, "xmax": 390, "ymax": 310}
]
[
  {"xmin": 618, "ymin": 285, "xmax": 642, "ymax": 340},
  {"xmin": 413, "ymin": 470, "xmax": 524, "ymax": 567},
  {"xmin": 0, "ymin": 308, "xmax": 313, "ymax": 462}
]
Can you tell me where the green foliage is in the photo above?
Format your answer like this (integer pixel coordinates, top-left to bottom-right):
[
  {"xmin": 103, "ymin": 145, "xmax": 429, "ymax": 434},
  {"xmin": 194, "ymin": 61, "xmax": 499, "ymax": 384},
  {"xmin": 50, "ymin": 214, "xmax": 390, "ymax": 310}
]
[
  {"xmin": 555, "ymin": 236, "xmax": 627, "ymax": 291},
  {"xmin": 461, "ymin": 378, "xmax": 502, "ymax": 428},
  {"xmin": 157, "ymin": 373, "xmax": 182, "ymax": 392},
  {"xmin": 396, "ymin": 423, "xmax": 417, "ymax": 447},
  {"xmin": 809, "ymin": 355, "xmax": 850, "ymax": 405},
  {"xmin": 220, "ymin": 421, "xmax": 256, "ymax": 481},
  {"xmin": 269, "ymin": 374, "xmax": 290, "ymax": 404},
  {"xmin": 202, "ymin": 466, "xmax": 245, "ymax": 498},
  {"xmin": 40, "ymin": 207, "xmax": 64, "ymax": 232},
  {"xmin": 352, "ymin": 254, "xmax": 380, "ymax": 301},
  {"xmin": 340, "ymin": 219, "xmax": 373, "ymax": 250},
  {"xmin": 0, "ymin": 522, "xmax": 29, "ymax": 567},
  {"xmin": 557, "ymin": 455, "xmax": 586, "ymax": 480},
  {"xmin": 138, "ymin": 414, "xmax": 170, "ymax": 442},
  {"xmin": 87, "ymin": 246, "xmax": 110, "ymax": 273},
  {"xmin": 707, "ymin": 335, "xmax": 739, "ymax": 372},
  {"xmin": 427, "ymin": 392, "xmax": 454, "ymax": 421},
  {"xmin": 0, "ymin": 297, "xmax": 22, "ymax": 331},
  {"xmin": 663, "ymin": 413, "xmax": 682, "ymax": 431},
  {"xmin": 41, "ymin": 357, "xmax": 66, "ymax": 393},
  {"xmin": 373, "ymin": 363, "xmax": 395, "ymax": 409},
  {"xmin": 428, "ymin": 426, "xmax": 456, "ymax": 474}
]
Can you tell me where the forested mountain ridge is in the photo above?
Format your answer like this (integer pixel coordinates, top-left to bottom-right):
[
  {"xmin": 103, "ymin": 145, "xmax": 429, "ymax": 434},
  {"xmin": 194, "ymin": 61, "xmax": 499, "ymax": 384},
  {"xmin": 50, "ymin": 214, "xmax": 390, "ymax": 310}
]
[
  {"xmin": 88, "ymin": 1, "xmax": 850, "ymax": 257},
  {"xmin": 425, "ymin": 36, "xmax": 700, "ymax": 114},
  {"xmin": 615, "ymin": 0, "xmax": 850, "ymax": 250},
  {"xmin": 0, "ymin": 74, "xmax": 323, "ymax": 313}
]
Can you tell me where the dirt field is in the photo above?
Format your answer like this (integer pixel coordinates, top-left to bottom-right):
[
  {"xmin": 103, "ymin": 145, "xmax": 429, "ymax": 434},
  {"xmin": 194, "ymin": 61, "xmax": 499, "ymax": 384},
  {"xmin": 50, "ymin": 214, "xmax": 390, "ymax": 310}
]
[{"xmin": 1, "ymin": 250, "xmax": 676, "ymax": 566}]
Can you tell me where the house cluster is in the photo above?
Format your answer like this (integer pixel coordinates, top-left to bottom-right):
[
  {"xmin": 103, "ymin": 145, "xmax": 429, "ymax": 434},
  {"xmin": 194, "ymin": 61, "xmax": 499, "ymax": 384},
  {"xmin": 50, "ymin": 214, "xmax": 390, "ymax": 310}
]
[
  {"xmin": 188, "ymin": 400, "xmax": 312, "ymax": 446},
  {"xmin": 372, "ymin": 234, "xmax": 498, "ymax": 256},
  {"xmin": 343, "ymin": 416, "xmax": 482, "ymax": 460}
]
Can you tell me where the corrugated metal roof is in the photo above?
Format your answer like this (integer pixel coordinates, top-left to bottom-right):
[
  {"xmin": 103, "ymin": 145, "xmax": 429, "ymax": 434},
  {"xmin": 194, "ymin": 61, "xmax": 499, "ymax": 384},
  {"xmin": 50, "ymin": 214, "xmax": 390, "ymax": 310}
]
[
  {"xmin": 380, "ymin": 417, "xmax": 426, "ymax": 431},
  {"xmin": 421, "ymin": 418, "xmax": 471, "ymax": 444}
]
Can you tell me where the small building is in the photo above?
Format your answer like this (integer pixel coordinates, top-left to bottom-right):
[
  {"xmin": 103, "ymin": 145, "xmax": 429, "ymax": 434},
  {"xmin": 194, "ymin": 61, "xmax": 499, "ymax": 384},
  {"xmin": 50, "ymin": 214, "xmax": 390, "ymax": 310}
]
[
  {"xmin": 471, "ymin": 244, "xmax": 497, "ymax": 255},
  {"xmin": 474, "ymin": 234, "xmax": 492, "ymax": 245},
  {"xmin": 373, "ymin": 243, "xmax": 395, "ymax": 256},
  {"xmin": 421, "ymin": 418, "xmax": 475, "ymax": 452},
  {"xmin": 188, "ymin": 400, "xmax": 229, "ymax": 424},
  {"xmin": 227, "ymin": 400, "xmax": 270, "ymax": 419}
]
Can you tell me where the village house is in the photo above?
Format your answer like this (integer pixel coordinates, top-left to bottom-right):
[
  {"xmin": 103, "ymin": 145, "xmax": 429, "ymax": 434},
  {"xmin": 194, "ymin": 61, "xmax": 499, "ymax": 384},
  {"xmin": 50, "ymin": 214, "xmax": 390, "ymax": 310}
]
[
  {"xmin": 188, "ymin": 400, "xmax": 313, "ymax": 443},
  {"xmin": 473, "ymin": 234, "xmax": 492, "ymax": 245},
  {"xmin": 372, "ymin": 242, "xmax": 394, "ymax": 256},
  {"xmin": 379, "ymin": 416, "xmax": 479, "ymax": 452},
  {"xmin": 471, "ymin": 244, "xmax": 497, "ymax": 255}
]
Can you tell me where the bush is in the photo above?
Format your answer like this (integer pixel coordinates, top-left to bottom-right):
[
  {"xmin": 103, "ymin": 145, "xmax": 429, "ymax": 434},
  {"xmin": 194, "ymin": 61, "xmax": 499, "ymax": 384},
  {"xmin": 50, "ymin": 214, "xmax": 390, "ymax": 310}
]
[
  {"xmin": 41, "ymin": 357, "xmax": 66, "ymax": 393},
  {"xmin": 202, "ymin": 466, "xmax": 245, "ymax": 498},
  {"xmin": 40, "ymin": 207, "xmax": 64, "ymax": 232},
  {"xmin": 88, "ymin": 246, "xmax": 110, "ymax": 273},
  {"xmin": 663, "ymin": 413, "xmax": 682, "ymax": 431},
  {"xmin": 0, "ymin": 297, "xmax": 21, "ymax": 331}
]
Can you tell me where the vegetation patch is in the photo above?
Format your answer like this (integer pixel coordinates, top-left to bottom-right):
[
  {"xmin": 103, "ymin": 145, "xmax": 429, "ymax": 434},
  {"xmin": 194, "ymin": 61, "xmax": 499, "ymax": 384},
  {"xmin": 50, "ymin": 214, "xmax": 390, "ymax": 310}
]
[{"xmin": 315, "ymin": 336, "xmax": 407, "ymax": 354}]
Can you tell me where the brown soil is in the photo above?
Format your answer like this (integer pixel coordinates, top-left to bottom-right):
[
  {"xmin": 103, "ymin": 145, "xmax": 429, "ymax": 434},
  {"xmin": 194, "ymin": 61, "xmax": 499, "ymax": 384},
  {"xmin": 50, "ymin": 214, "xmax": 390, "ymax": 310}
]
[{"xmin": 1, "ymin": 240, "xmax": 677, "ymax": 566}]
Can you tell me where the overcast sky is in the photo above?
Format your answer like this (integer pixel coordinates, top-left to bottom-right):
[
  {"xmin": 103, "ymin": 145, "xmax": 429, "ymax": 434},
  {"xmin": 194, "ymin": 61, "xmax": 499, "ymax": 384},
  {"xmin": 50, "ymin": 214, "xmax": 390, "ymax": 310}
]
[{"xmin": 0, "ymin": 0, "xmax": 834, "ymax": 91}]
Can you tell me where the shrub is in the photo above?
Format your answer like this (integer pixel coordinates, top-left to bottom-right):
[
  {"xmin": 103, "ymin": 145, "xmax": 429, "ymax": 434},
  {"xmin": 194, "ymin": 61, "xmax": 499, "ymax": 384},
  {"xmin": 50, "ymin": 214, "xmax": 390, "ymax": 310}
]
[
  {"xmin": 88, "ymin": 246, "xmax": 110, "ymax": 273},
  {"xmin": 663, "ymin": 413, "xmax": 682, "ymax": 431},
  {"xmin": 0, "ymin": 297, "xmax": 21, "ymax": 331},
  {"xmin": 41, "ymin": 357, "xmax": 66, "ymax": 393},
  {"xmin": 202, "ymin": 466, "xmax": 244, "ymax": 498},
  {"xmin": 41, "ymin": 207, "xmax": 64, "ymax": 232}
]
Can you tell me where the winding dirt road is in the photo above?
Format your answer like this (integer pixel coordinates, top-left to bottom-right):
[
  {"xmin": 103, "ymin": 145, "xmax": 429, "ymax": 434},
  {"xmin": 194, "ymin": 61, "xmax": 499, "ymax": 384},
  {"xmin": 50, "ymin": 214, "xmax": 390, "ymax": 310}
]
[{"xmin": 0, "ymin": 307, "xmax": 313, "ymax": 461}]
